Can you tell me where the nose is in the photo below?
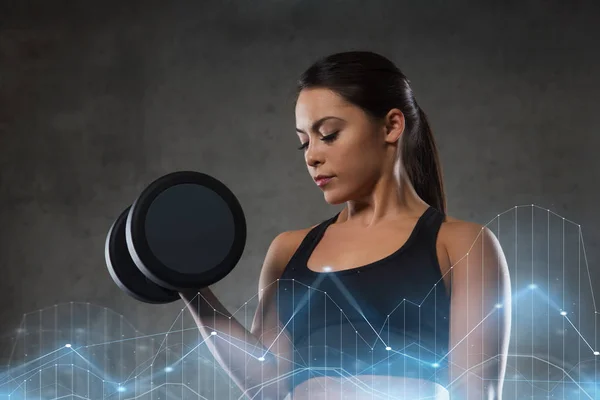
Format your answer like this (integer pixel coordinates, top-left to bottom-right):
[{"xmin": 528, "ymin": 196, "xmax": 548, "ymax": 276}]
[{"xmin": 305, "ymin": 142, "xmax": 324, "ymax": 168}]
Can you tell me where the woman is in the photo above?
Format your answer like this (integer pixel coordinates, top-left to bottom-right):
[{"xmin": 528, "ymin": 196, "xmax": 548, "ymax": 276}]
[{"xmin": 181, "ymin": 51, "xmax": 512, "ymax": 399}]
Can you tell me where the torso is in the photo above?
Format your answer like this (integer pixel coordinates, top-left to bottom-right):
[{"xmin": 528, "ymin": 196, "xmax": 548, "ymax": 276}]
[{"xmin": 277, "ymin": 206, "xmax": 463, "ymax": 399}]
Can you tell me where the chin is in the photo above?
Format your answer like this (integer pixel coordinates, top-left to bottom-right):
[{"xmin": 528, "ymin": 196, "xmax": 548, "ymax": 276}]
[{"xmin": 322, "ymin": 190, "xmax": 349, "ymax": 205}]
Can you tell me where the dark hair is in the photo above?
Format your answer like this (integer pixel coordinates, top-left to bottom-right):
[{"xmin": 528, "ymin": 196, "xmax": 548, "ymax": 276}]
[{"xmin": 296, "ymin": 51, "xmax": 446, "ymax": 216}]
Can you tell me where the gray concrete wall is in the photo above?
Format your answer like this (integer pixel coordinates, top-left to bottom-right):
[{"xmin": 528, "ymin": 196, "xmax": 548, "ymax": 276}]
[{"xmin": 1, "ymin": 1, "xmax": 599, "ymax": 398}]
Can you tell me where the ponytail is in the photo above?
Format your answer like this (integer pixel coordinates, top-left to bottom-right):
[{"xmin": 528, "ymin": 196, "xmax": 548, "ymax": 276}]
[{"xmin": 402, "ymin": 106, "xmax": 447, "ymax": 216}]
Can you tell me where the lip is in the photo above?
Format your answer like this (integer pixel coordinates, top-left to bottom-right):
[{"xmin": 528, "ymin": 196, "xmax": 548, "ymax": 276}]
[{"xmin": 315, "ymin": 176, "xmax": 334, "ymax": 187}]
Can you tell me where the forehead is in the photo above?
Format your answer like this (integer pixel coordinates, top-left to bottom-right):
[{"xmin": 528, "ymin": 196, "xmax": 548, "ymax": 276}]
[{"xmin": 295, "ymin": 88, "xmax": 352, "ymax": 121}]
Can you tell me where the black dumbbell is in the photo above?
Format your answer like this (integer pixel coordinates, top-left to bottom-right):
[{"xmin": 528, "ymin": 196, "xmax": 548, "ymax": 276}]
[{"xmin": 105, "ymin": 171, "xmax": 247, "ymax": 304}]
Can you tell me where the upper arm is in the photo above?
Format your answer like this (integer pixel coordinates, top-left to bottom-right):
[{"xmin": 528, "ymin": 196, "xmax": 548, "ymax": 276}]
[
  {"xmin": 446, "ymin": 223, "xmax": 512, "ymax": 399},
  {"xmin": 250, "ymin": 230, "xmax": 300, "ymax": 345},
  {"xmin": 239, "ymin": 230, "xmax": 306, "ymax": 398}
]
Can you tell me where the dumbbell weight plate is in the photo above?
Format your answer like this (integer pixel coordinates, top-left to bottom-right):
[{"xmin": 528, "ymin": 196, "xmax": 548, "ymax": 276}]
[
  {"xmin": 125, "ymin": 171, "xmax": 246, "ymax": 292},
  {"xmin": 105, "ymin": 206, "xmax": 181, "ymax": 304}
]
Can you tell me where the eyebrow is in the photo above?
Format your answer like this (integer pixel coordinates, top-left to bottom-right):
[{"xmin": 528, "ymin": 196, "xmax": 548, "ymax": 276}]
[{"xmin": 295, "ymin": 116, "xmax": 343, "ymax": 134}]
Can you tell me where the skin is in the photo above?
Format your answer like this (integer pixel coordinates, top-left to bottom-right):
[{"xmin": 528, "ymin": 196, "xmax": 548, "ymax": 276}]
[{"xmin": 181, "ymin": 87, "xmax": 511, "ymax": 400}]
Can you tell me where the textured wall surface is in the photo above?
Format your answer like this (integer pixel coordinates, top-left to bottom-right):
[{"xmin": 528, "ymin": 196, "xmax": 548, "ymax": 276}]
[{"xmin": 1, "ymin": 1, "xmax": 599, "ymax": 398}]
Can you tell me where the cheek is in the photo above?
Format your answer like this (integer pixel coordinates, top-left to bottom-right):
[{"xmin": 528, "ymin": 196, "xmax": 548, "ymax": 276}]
[
  {"xmin": 341, "ymin": 136, "xmax": 380, "ymax": 161},
  {"xmin": 336, "ymin": 147, "xmax": 379, "ymax": 177},
  {"xmin": 329, "ymin": 133, "xmax": 381, "ymax": 171}
]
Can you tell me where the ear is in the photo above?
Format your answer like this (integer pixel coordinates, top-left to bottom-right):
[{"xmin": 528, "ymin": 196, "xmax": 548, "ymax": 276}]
[{"xmin": 383, "ymin": 108, "xmax": 405, "ymax": 144}]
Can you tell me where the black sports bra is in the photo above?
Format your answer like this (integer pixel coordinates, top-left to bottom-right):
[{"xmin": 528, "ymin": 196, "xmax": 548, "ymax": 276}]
[{"xmin": 276, "ymin": 206, "xmax": 451, "ymax": 390}]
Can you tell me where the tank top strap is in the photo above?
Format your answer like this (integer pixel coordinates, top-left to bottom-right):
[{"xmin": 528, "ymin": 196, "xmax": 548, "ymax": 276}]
[
  {"xmin": 283, "ymin": 212, "xmax": 341, "ymax": 272},
  {"xmin": 414, "ymin": 206, "xmax": 450, "ymax": 295},
  {"xmin": 419, "ymin": 206, "xmax": 446, "ymax": 235},
  {"xmin": 413, "ymin": 206, "xmax": 445, "ymax": 253},
  {"xmin": 300, "ymin": 212, "xmax": 340, "ymax": 257}
]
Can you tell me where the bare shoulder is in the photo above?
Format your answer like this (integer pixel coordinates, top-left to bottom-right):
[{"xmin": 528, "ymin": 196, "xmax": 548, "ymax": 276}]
[
  {"xmin": 438, "ymin": 215, "xmax": 500, "ymax": 263},
  {"xmin": 257, "ymin": 224, "xmax": 317, "ymax": 289},
  {"xmin": 438, "ymin": 215, "xmax": 510, "ymax": 296},
  {"xmin": 270, "ymin": 225, "xmax": 316, "ymax": 262},
  {"xmin": 439, "ymin": 215, "xmax": 487, "ymax": 241}
]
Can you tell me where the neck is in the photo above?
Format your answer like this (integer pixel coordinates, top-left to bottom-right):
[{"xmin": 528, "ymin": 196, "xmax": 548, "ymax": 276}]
[{"xmin": 338, "ymin": 171, "xmax": 429, "ymax": 228}]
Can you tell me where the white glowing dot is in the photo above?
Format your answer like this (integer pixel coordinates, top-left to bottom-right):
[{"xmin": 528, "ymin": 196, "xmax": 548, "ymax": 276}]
[
  {"xmin": 495, "ymin": 303, "xmax": 503, "ymax": 309},
  {"xmin": 385, "ymin": 347, "xmax": 392, "ymax": 351},
  {"xmin": 594, "ymin": 351, "xmax": 599, "ymax": 356},
  {"xmin": 528, "ymin": 283, "xmax": 537, "ymax": 289},
  {"xmin": 118, "ymin": 387, "xmax": 125, "ymax": 392},
  {"xmin": 432, "ymin": 363, "xmax": 440, "ymax": 368},
  {"xmin": 323, "ymin": 266, "xmax": 332, "ymax": 272},
  {"xmin": 165, "ymin": 367, "xmax": 173, "ymax": 373},
  {"xmin": 258, "ymin": 357, "xmax": 265, "ymax": 362},
  {"xmin": 211, "ymin": 331, "xmax": 217, "ymax": 336},
  {"xmin": 65, "ymin": 344, "xmax": 71, "ymax": 348},
  {"xmin": 560, "ymin": 311, "xmax": 567, "ymax": 316}
]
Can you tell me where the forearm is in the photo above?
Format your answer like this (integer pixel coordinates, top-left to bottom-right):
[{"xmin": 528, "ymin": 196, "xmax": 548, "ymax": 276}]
[
  {"xmin": 180, "ymin": 289, "xmax": 291, "ymax": 400},
  {"xmin": 449, "ymin": 363, "xmax": 503, "ymax": 400}
]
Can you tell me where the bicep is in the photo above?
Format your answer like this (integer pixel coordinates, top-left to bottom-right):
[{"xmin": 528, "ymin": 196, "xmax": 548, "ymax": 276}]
[
  {"xmin": 250, "ymin": 232, "xmax": 295, "ymax": 356},
  {"xmin": 448, "ymin": 225, "xmax": 512, "ymax": 397}
]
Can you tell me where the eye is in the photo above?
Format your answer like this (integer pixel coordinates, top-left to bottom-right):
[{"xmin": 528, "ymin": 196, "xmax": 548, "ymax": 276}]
[{"xmin": 297, "ymin": 131, "xmax": 339, "ymax": 151}]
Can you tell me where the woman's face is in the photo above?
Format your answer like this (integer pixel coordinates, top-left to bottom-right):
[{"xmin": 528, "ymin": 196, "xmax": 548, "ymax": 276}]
[{"xmin": 295, "ymin": 88, "xmax": 400, "ymax": 205}]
